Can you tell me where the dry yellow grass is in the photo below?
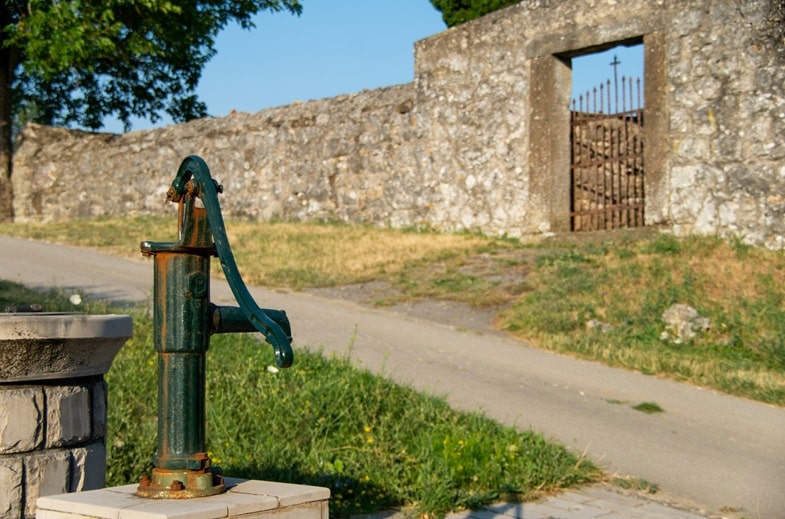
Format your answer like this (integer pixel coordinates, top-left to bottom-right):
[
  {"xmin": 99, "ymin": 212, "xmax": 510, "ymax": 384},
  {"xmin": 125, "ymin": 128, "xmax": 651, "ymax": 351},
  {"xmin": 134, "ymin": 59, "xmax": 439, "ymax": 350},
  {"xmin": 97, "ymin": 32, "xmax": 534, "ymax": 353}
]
[
  {"xmin": 225, "ymin": 221, "xmax": 488, "ymax": 287},
  {"xmin": 3, "ymin": 217, "xmax": 489, "ymax": 288}
]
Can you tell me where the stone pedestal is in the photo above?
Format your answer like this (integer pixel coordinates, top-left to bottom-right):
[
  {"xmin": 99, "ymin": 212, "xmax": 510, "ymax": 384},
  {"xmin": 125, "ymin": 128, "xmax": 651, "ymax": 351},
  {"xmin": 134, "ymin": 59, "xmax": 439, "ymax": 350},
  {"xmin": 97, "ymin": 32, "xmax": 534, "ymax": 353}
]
[
  {"xmin": 35, "ymin": 479, "xmax": 330, "ymax": 519},
  {"xmin": 0, "ymin": 313, "xmax": 132, "ymax": 518}
]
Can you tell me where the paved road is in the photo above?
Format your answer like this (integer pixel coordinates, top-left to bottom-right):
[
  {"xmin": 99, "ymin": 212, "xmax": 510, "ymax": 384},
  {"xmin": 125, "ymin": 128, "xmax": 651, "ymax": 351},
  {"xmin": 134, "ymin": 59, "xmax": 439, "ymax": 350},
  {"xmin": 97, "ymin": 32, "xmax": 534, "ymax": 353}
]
[{"xmin": 2, "ymin": 236, "xmax": 783, "ymax": 518}]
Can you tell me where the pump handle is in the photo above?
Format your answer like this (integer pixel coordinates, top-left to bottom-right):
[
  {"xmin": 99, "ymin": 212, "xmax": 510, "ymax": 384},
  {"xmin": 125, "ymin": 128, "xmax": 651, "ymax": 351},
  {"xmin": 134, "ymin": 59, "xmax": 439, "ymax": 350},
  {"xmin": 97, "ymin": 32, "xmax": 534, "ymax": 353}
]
[{"xmin": 170, "ymin": 155, "xmax": 293, "ymax": 368}]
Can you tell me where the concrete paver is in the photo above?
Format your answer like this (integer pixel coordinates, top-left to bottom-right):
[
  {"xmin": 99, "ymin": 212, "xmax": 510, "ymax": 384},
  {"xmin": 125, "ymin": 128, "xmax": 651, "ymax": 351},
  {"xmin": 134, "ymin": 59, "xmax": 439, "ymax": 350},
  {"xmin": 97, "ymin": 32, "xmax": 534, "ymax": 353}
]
[{"xmin": 450, "ymin": 486, "xmax": 715, "ymax": 519}]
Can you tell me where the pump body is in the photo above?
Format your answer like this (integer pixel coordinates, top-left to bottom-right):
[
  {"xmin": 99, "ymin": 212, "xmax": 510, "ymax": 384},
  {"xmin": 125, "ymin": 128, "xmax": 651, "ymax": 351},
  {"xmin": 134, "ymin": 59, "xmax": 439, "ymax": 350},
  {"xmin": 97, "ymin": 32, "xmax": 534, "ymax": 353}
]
[{"xmin": 137, "ymin": 156, "xmax": 293, "ymax": 498}]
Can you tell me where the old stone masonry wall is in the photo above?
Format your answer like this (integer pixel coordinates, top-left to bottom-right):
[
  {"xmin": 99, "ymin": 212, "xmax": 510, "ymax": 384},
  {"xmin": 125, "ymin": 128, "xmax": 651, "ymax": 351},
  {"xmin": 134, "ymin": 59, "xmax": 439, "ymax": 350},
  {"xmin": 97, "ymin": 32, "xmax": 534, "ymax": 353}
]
[
  {"xmin": 664, "ymin": 1, "xmax": 785, "ymax": 248},
  {"xmin": 11, "ymin": 0, "xmax": 785, "ymax": 247},
  {"xmin": 12, "ymin": 85, "xmax": 429, "ymax": 229}
]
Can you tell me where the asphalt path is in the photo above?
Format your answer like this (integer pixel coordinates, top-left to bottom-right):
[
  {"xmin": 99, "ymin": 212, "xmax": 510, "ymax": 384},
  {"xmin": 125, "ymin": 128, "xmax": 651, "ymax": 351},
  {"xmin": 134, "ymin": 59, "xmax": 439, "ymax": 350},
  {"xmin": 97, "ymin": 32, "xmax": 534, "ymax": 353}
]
[{"xmin": 1, "ymin": 236, "xmax": 783, "ymax": 518}]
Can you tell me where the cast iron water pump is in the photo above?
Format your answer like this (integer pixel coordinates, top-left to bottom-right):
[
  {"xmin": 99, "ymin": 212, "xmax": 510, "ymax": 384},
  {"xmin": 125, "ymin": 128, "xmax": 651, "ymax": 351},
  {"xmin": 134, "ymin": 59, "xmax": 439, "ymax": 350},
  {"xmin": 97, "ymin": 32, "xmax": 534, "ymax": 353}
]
[{"xmin": 137, "ymin": 155, "xmax": 294, "ymax": 498}]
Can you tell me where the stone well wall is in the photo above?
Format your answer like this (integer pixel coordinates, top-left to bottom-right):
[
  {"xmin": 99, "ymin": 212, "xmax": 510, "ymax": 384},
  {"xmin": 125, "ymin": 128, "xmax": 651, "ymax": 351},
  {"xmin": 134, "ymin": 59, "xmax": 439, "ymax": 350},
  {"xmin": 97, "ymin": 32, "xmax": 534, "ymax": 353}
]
[
  {"xmin": 0, "ymin": 379, "xmax": 107, "ymax": 518},
  {"xmin": 0, "ymin": 313, "xmax": 130, "ymax": 518},
  {"xmin": 11, "ymin": 0, "xmax": 785, "ymax": 246}
]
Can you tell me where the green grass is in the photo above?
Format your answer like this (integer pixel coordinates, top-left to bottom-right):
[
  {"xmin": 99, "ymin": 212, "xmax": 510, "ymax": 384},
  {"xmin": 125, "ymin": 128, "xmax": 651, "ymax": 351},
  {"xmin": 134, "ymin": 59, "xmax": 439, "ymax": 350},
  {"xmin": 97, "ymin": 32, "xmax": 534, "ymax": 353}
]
[
  {"xmin": 612, "ymin": 476, "xmax": 659, "ymax": 494},
  {"xmin": 0, "ymin": 279, "xmax": 97, "ymax": 313},
  {"xmin": 107, "ymin": 314, "xmax": 598, "ymax": 517},
  {"xmin": 0, "ymin": 283, "xmax": 598, "ymax": 518},
  {"xmin": 497, "ymin": 234, "xmax": 785, "ymax": 405}
]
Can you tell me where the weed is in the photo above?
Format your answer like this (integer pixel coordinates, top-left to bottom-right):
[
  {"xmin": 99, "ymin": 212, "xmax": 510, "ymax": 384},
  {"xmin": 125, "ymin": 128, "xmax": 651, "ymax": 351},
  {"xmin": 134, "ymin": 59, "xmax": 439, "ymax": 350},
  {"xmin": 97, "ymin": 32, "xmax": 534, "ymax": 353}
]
[
  {"xmin": 612, "ymin": 476, "xmax": 659, "ymax": 494},
  {"xmin": 0, "ymin": 281, "xmax": 600, "ymax": 517},
  {"xmin": 0, "ymin": 280, "xmax": 601, "ymax": 517},
  {"xmin": 0, "ymin": 280, "xmax": 107, "ymax": 313},
  {"xmin": 499, "ymin": 233, "xmax": 785, "ymax": 406},
  {"xmin": 632, "ymin": 402, "xmax": 664, "ymax": 414},
  {"xmin": 0, "ymin": 280, "xmax": 600, "ymax": 518},
  {"xmin": 642, "ymin": 233, "xmax": 681, "ymax": 255}
]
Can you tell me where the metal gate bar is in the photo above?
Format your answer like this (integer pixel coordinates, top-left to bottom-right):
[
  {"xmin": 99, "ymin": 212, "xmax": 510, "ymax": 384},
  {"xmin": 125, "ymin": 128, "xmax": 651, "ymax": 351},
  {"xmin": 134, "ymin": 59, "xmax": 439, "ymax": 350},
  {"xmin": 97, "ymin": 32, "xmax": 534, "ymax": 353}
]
[{"xmin": 570, "ymin": 76, "xmax": 644, "ymax": 232}]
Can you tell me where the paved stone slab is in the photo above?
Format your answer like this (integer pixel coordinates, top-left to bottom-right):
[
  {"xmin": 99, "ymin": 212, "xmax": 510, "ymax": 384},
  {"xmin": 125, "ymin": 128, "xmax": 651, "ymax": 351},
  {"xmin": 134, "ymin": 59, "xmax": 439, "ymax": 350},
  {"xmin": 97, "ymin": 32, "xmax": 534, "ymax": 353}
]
[{"xmin": 35, "ymin": 480, "xmax": 330, "ymax": 519}]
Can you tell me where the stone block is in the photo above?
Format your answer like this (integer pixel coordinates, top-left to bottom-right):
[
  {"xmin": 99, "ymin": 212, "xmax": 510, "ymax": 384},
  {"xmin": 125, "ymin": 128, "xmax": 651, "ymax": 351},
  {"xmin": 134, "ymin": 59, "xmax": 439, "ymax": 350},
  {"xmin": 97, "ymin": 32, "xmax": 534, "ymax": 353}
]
[
  {"xmin": 25, "ymin": 449, "xmax": 70, "ymax": 519},
  {"xmin": 0, "ymin": 387, "xmax": 44, "ymax": 454},
  {"xmin": 70, "ymin": 443, "xmax": 106, "ymax": 492},
  {"xmin": 45, "ymin": 386, "xmax": 91, "ymax": 448},
  {"xmin": 88, "ymin": 379, "xmax": 107, "ymax": 441},
  {"xmin": 231, "ymin": 480, "xmax": 331, "ymax": 508},
  {"xmin": 0, "ymin": 457, "xmax": 23, "ymax": 518}
]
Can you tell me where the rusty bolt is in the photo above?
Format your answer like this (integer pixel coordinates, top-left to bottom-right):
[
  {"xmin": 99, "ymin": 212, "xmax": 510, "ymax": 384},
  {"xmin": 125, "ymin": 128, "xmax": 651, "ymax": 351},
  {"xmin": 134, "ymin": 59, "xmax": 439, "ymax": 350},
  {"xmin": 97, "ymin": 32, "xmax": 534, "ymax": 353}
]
[
  {"xmin": 169, "ymin": 480, "xmax": 185, "ymax": 491},
  {"xmin": 139, "ymin": 475, "xmax": 151, "ymax": 487},
  {"xmin": 195, "ymin": 452, "xmax": 210, "ymax": 470}
]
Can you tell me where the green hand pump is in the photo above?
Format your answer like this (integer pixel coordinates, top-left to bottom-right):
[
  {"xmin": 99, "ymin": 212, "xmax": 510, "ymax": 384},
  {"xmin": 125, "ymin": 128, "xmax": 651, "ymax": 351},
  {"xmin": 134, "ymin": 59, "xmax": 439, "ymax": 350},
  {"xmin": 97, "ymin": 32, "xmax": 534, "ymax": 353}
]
[{"xmin": 137, "ymin": 155, "xmax": 294, "ymax": 498}]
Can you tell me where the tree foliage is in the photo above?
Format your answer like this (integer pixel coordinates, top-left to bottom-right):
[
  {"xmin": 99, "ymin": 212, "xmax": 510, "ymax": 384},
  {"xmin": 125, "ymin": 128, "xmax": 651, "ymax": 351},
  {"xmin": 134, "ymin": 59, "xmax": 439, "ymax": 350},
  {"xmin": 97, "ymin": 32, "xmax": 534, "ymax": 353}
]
[
  {"xmin": 0, "ymin": 0, "xmax": 301, "ymax": 222},
  {"xmin": 3, "ymin": 0, "xmax": 302, "ymax": 131},
  {"xmin": 428, "ymin": 0, "xmax": 520, "ymax": 28}
]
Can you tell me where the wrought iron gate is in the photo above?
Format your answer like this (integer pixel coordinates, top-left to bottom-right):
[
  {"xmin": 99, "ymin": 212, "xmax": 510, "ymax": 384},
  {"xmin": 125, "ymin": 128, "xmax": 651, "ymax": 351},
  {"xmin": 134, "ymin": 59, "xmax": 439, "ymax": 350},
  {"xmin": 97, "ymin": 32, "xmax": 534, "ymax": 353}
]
[{"xmin": 570, "ymin": 76, "xmax": 644, "ymax": 231}]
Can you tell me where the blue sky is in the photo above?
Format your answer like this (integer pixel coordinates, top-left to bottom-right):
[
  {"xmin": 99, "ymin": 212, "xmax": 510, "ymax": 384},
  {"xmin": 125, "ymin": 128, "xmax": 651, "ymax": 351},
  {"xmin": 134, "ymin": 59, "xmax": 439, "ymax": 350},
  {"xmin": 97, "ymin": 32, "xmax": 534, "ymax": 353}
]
[
  {"xmin": 572, "ymin": 44, "xmax": 644, "ymax": 112},
  {"xmin": 105, "ymin": 1, "xmax": 643, "ymax": 133}
]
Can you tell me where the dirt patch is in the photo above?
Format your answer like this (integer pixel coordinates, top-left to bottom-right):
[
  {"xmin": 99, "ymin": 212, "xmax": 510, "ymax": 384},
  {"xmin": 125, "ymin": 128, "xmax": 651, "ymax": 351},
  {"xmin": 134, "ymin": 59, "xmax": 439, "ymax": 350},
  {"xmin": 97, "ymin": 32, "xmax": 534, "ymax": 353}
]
[
  {"xmin": 303, "ymin": 248, "xmax": 549, "ymax": 336},
  {"xmin": 306, "ymin": 281, "xmax": 503, "ymax": 335},
  {"xmin": 304, "ymin": 228, "xmax": 659, "ymax": 335}
]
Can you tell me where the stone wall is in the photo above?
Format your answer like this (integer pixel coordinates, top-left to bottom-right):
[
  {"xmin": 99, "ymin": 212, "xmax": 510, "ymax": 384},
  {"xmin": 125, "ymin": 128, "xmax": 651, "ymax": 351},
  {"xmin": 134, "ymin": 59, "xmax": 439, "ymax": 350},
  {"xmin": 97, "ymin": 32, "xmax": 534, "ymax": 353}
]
[
  {"xmin": 664, "ymin": 0, "xmax": 785, "ymax": 248},
  {"xmin": 11, "ymin": 0, "xmax": 785, "ymax": 247},
  {"xmin": 413, "ymin": 0, "xmax": 785, "ymax": 243},
  {"xmin": 12, "ymin": 85, "xmax": 426, "ymax": 228}
]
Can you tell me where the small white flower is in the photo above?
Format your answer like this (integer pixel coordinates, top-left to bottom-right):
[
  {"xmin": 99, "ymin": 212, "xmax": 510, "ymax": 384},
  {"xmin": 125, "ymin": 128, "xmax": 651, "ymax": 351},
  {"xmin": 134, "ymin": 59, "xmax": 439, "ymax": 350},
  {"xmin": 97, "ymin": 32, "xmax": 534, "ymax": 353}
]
[
  {"xmin": 69, "ymin": 294, "xmax": 82, "ymax": 306},
  {"xmin": 266, "ymin": 365, "xmax": 279, "ymax": 374}
]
